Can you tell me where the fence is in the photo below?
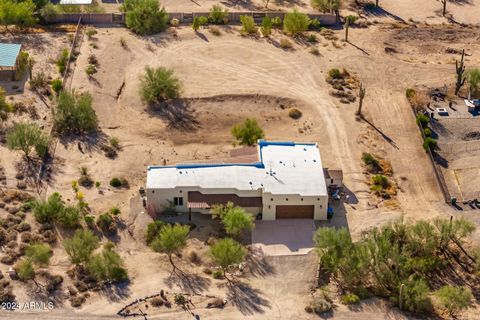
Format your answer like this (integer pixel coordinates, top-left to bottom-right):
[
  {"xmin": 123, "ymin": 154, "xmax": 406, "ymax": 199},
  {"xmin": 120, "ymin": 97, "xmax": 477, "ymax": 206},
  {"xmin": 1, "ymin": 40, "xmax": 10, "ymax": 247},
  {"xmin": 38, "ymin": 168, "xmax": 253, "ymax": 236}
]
[{"xmin": 46, "ymin": 12, "xmax": 337, "ymax": 26}]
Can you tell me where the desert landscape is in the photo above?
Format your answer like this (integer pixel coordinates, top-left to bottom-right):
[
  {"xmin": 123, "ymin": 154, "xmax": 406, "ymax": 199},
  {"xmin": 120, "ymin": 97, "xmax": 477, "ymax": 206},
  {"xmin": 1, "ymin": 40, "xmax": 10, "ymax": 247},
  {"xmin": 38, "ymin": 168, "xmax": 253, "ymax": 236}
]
[{"xmin": 1, "ymin": 0, "xmax": 480, "ymax": 319}]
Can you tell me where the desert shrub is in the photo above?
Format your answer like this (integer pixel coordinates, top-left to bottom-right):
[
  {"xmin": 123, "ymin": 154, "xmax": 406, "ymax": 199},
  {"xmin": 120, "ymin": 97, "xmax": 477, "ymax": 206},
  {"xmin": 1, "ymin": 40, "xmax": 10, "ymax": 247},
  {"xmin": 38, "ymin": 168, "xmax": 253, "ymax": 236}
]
[
  {"xmin": 30, "ymin": 193, "xmax": 63, "ymax": 223},
  {"xmin": 341, "ymin": 293, "xmax": 360, "ymax": 305},
  {"xmin": 309, "ymin": 47, "xmax": 320, "ymax": 55},
  {"xmin": 0, "ymin": 0, "xmax": 37, "ymax": 30},
  {"xmin": 54, "ymin": 90, "xmax": 97, "ymax": 135},
  {"xmin": 174, "ymin": 293, "xmax": 187, "ymax": 305},
  {"xmin": 406, "ymin": 88, "xmax": 416, "ymax": 100},
  {"xmin": 0, "ymin": 86, "xmax": 13, "ymax": 120},
  {"xmin": 260, "ymin": 16, "xmax": 273, "ymax": 37},
  {"xmin": 467, "ymin": 68, "xmax": 480, "ymax": 97},
  {"xmin": 87, "ymin": 244, "xmax": 127, "ymax": 281},
  {"xmin": 25, "ymin": 242, "xmax": 52, "ymax": 266},
  {"xmin": 84, "ymin": 215, "xmax": 95, "ymax": 228},
  {"xmin": 85, "ymin": 64, "xmax": 97, "ymax": 77},
  {"xmin": 78, "ymin": 167, "xmax": 94, "ymax": 188},
  {"xmin": 283, "ymin": 10, "xmax": 310, "ymax": 36},
  {"xmin": 87, "ymin": 54, "xmax": 98, "ymax": 65},
  {"xmin": 108, "ymin": 136, "xmax": 120, "ymax": 150},
  {"xmin": 212, "ymin": 269, "xmax": 223, "ymax": 279},
  {"xmin": 109, "ymin": 177, "xmax": 122, "ymax": 188},
  {"xmin": 311, "ymin": 0, "xmax": 340, "ymax": 11},
  {"xmin": 119, "ymin": 37, "xmax": 127, "ymax": 48},
  {"xmin": 434, "ymin": 285, "xmax": 472, "ymax": 316},
  {"xmin": 146, "ymin": 220, "xmax": 165, "ymax": 244},
  {"xmin": 399, "ymin": 279, "xmax": 433, "ymax": 313},
  {"xmin": 361, "ymin": 152, "xmax": 380, "ymax": 171},
  {"xmin": 328, "ymin": 68, "xmax": 341, "ymax": 79},
  {"xmin": 208, "ymin": 4, "xmax": 228, "ymax": 24},
  {"xmin": 209, "ymin": 26, "xmax": 221, "ymax": 36},
  {"xmin": 192, "ymin": 16, "xmax": 208, "ymax": 31},
  {"xmin": 109, "ymin": 206, "xmax": 121, "ymax": 216},
  {"xmin": 309, "ymin": 18, "xmax": 322, "ymax": 31},
  {"xmin": 15, "ymin": 51, "xmax": 29, "ymax": 80},
  {"xmin": 6, "ymin": 122, "xmax": 49, "ymax": 160},
  {"xmin": 64, "ymin": 229, "xmax": 99, "ymax": 265},
  {"xmin": 423, "ymin": 137, "xmax": 437, "ymax": 151},
  {"xmin": 51, "ymin": 78, "xmax": 63, "ymax": 94},
  {"xmin": 86, "ymin": 28, "xmax": 97, "ymax": 39},
  {"xmin": 371, "ymin": 174, "xmax": 389, "ymax": 190},
  {"xmin": 240, "ymin": 15, "xmax": 256, "ymax": 35},
  {"xmin": 16, "ymin": 259, "xmax": 35, "ymax": 281},
  {"xmin": 210, "ymin": 238, "xmax": 246, "ymax": 277},
  {"xmin": 96, "ymin": 213, "xmax": 116, "ymax": 233},
  {"xmin": 416, "ymin": 114, "xmax": 429, "ymax": 128},
  {"xmin": 272, "ymin": 16, "xmax": 282, "ymax": 26},
  {"xmin": 56, "ymin": 49, "xmax": 69, "ymax": 74},
  {"xmin": 29, "ymin": 72, "xmax": 47, "ymax": 90},
  {"xmin": 140, "ymin": 66, "xmax": 181, "ymax": 104},
  {"xmin": 188, "ymin": 250, "xmax": 202, "ymax": 265},
  {"xmin": 308, "ymin": 298, "xmax": 332, "ymax": 314},
  {"xmin": 231, "ymin": 118, "xmax": 265, "ymax": 146},
  {"xmin": 121, "ymin": 0, "xmax": 169, "ymax": 35},
  {"xmin": 280, "ymin": 38, "xmax": 293, "ymax": 49},
  {"xmin": 288, "ymin": 108, "xmax": 302, "ymax": 119},
  {"xmin": 57, "ymin": 206, "xmax": 81, "ymax": 229},
  {"xmin": 150, "ymin": 297, "xmax": 164, "ymax": 307},
  {"xmin": 423, "ymin": 127, "xmax": 431, "ymax": 137},
  {"xmin": 307, "ymin": 34, "xmax": 317, "ymax": 43},
  {"xmin": 170, "ymin": 18, "xmax": 179, "ymax": 26}
]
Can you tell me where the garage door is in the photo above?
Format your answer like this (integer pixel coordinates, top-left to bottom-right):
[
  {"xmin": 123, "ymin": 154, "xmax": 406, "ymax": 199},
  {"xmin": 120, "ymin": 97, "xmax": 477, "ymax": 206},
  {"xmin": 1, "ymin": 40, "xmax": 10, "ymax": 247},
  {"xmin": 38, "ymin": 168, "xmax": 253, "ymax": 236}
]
[{"xmin": 275, "ymin": 205, "xmax": 314, "ymax": 219}]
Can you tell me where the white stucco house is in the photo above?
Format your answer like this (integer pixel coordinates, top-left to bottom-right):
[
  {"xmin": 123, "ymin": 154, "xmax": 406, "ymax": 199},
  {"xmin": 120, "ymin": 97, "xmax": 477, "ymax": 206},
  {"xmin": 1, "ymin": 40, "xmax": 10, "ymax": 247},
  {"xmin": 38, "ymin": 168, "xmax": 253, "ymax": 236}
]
[{"xmin": 146, "ymin": 140, "xmax": 340, "ymax": 220}]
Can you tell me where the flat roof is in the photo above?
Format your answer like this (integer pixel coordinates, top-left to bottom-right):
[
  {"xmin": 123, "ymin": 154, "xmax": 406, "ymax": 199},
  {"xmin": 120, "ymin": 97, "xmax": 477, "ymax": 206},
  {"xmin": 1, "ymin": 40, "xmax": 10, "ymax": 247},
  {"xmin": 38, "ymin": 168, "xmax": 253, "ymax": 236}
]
[
  {"xmin": 0, "ymin": 43, "xmax": 21, "ymax": 68},
  {"xmin": 59, "ymin": 0, "xmax": 92, "ymax": 4},
  {"xmin": 147, "ymin": 140, "xmax": 327, "ymax": 197}
]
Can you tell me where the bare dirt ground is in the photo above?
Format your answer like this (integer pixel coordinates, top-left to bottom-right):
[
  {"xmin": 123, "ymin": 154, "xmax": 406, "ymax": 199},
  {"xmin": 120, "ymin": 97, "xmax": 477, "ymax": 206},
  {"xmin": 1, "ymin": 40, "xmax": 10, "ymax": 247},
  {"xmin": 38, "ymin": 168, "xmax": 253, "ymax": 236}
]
[{"xmin": 2, "ymin": 9, "xmax": 480, "ymax": 320}]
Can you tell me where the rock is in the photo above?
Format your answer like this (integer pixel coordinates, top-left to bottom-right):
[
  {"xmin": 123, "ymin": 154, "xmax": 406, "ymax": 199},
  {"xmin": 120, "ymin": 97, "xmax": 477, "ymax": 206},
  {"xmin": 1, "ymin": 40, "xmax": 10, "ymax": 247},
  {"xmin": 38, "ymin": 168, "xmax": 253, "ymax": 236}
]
[{"xmin": 68, "ymin": 285, "xmax": 78, "ymax": 296}]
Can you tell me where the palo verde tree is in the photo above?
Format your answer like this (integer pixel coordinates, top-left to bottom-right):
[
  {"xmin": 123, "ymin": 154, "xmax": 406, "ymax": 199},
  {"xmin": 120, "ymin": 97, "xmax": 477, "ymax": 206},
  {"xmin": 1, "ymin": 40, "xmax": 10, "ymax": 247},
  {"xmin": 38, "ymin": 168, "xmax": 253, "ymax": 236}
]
[
  {"xmin": 140, "ymin": 66, "xmax": 181, "ymax": 104},
  {"xmin": 434, "ymin": 285, "xmax": 472, "ymax": 317},
  {"xmin": 121, "ymin": 0, "xmax": 169, "ymax": 35},
  {"xmin": 208, "ymin": 4, "xmax": 229, "ymax": 24},
  {"xmin": 212, "ymin": 202, "xmax": 254, "ymax": 237},
  {"xmin": 455, "ymin": 49, "xmax": 466, "ymax": 96},
  {"xmin": 283, "ymin": 10, "xmax": 310, "ymax": 36},
  {"xmin": 311, "ymin": 0, "xmax": 340, "ymax": 12},
  {"xmin": 231, "ymin": 118, "xmax": 265, "ymax": 146},
  {"xmin": 64, "ymin": 229, "xmax": 100, "ymax": 265},
  {"xmin": 209, "ymin": 237, "xmax": 246, "ymax": 279},
  {"xmin": 54, "ymin": 90, "xmax": 97, "ymax": 135},
  {"xmin": 6, "ymin": 122, "xmax": 49, "ymax": 161},
  {"xmin": 25, "ymin": 242, "xmax": 52, "ymax": 267},
  {"xmin": 29, "ymin": 192, "xmax": 64, "ymax": 223},
  {"xmin": 150, "ymin": 223, "xmax": 190, "ymax": 271},
  {"xmin": 0, "ymin": 0, "xmax": 37, "ymax": 33},
  {"xmin": 87, "ymin": 243, "xmax": 128, "ymax": 282}
]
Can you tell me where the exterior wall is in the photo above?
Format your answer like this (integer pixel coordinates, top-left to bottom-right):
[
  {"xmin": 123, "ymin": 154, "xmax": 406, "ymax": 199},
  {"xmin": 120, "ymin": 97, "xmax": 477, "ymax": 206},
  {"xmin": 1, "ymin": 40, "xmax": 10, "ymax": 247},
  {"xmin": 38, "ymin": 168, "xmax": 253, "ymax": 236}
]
[
  {"xmin": 146, "ymin": 187, "xmax": 262, "ymax": 216},
  {"xmin": 261, "ymin": 193, "xmax": 328, "ymax": 220},
  {"xmin": 326, "ymin": 177, "xmax": 342, "ymax": 188}
]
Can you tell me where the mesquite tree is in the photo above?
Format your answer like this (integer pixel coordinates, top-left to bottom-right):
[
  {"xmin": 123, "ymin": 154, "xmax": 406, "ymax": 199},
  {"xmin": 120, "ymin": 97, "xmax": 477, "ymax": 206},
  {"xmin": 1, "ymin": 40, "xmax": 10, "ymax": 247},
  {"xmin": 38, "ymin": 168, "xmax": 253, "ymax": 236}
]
[{"xmin": 455, "ymin": 49, "xmax": 466, "ymax": 96}]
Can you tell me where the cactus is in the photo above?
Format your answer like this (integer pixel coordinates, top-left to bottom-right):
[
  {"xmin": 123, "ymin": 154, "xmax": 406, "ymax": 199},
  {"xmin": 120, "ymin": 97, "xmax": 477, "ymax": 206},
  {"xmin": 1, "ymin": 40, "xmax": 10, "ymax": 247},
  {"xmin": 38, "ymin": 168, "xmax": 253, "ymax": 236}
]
[
  {"xmin": 357, "ymin": 83, "xmax": 366, "ymax": 116},
  {"xmin": 455, "ymin": 49, "xmax": 466, "ymax": 96}
]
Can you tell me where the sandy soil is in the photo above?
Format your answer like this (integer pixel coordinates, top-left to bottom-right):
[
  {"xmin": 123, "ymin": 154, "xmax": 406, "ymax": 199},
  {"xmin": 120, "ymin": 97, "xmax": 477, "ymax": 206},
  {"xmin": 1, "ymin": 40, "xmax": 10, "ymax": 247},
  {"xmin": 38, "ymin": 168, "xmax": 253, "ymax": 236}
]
[{"xmin": 2, "ymin": 14, "xmax": 480, "ymax": 320}]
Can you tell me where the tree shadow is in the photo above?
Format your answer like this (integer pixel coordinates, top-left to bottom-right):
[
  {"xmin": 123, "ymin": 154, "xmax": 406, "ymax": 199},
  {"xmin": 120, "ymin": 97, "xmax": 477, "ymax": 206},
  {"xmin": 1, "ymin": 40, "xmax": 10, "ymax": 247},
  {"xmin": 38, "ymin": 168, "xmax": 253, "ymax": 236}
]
[
  {"xmin": 58, "ymin": 130, "xmax": 108, "ymax": 154},
  {"xmin": 432, "ymin": 151, "xmax": 449, "ymax": 169},
  {"xmin": 195, "ymin": 31, "xmax": 209, "ymax": 42},
  {"xmin": 147, "ymin": 99, "xmax": 201, "ymax": 132},
  {"xmin": 360, "ymin": 115, "xmax": 399, "ymax": 149},
  {"xmin": 98, "ymin": 279, "xmax": 132, "ymax": 303},
  {"xmin": 245, "ymin": 248, "xmax": 276, "ymax": 278},
  {"xmin": 347, "ymin": 40, "xmax": 370, "ymax": 56},
  {"xmin": 226, "ymin": 281, "xmax": 271, "ymax": 315},
  {"xmin": 163, "ymin": 271, "xmax": 211, "ymax": 295},
  {"xmin": 220, "ymin": 0, "xmax": 260, "ymax": 10},
  {"xmin": 362, "ymin": 5, "xmax": 408, "ymax": 23}
]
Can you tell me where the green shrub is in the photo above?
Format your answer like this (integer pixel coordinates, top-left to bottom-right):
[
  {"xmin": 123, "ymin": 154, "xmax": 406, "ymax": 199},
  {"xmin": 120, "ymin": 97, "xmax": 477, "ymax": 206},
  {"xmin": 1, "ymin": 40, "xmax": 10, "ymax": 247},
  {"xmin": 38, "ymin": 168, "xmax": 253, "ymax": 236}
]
[
  {"xmin": 423, "ymin": 127, "xmax": 431, "ymax": 137},
  {"xmin": 30, "ymin": 193, "xmax": 63, "ymax": 223},
  {"xmin": 170, "ymin": 18, "xmax": 179, "ymax": 26},
  {"xmin": 309, "ymin": 18, "xmax": 322, "ymax": 31},
  {"xmin": 121, "ymin": 0, "xmax": 169, "ymax": 35},
  {"xmin": 85, "ymin": 64, "xmax": 97, "ymax": 77},
  {"xmin": 56, "ymin": 49, "xmax": 69, "ymax": 74},
  {"xmin": 406, "ymin": 88, "xmax": 416, "ymax": 100},
  {"xmin": 434, "ymin": 285, "xmax": 472, "ymax": 316},
  {"xmin": 416, "ymin": 114, "xmax": 429, "ymax": 128},
  {"xmin": 231, "ymin": 118, "xmax": 265, "ymax": 146},
  {"xmin": 341, "ymin": 293, "xmax": 360, "ymax": 305},
  {"xmin": 311, "ymin": 0, "xmax": 340, "ymax": 11},
  {"xmin": 51, "ymin": 78, "xmax": 63, "ymax": 94},
  {"xmin": 192, "ymin": 16, "xmax": 208, "ymax": 31},
  {"xmin": 145, "ymin": 220, "xmax": 165, "ymax": 244},
  {"xmin": 307, "ymin": 34, "xmax": 317, "ymax": 43},
  {"xmin": 86, "ymin": 28, "xmax": 97, "ymax": 39},
  {"xmin": 140, "ymin": 66, "xmax": 181, "ymax": 104},
  {"xmin": 84, "ymin": 215, "xmax": 95, "ymax": 228},
  {"xmin": 54, "ymin": 90, "xmax": 97, "ymax": 135},
  {"xmin": 328, "ymin": 68, "xmax": 341, "ymax": 79},
  {"xmin": 361, "ymin": 152, "xmax": 380, "ymax": 171},
  {"xmin": 109, "ymin": 206, "xmax": 121, "ymax": 216},
  {"xmin": 56, "ymin": 206, "xmax": 81, "ymax": 229},
  {"xmin": 30, "ymin": 72, "xmax": 47, "ymax": 90},
  {"xmin": 423, "ymin": 137, "xmax": 437, "ymax": 151},
  {"xmin": 174, "ymin": 293, "xmax": 187, "ymax": 305},
  {"xmin": 272, "ymin": 16, "xmax": 282, "ymax": 26},
  {"xmin": 283, "ymin": 10, "xmax": 310, "ymax": 35},
  {"xmin": 16, "ymin": 259, "xmax": 35, "ymax": 281},
  {"xmin": 260, "ymin": 16, "xmax": 273, "ymax": 37},
  {"xmin": 208, "ymin": 4, "xmax": 228, "ymax": 24},
  {"xmin": 96, "ymin": 213, "xmax": 116, "ymax": 233},
  {"xmin": 240, "ymin": 15, "xmax": 256, "ymax": 35},
  {"xmin": 399, "ymin": 279, "xmax": 433, "ymax": 313},
  {"xmin": 212, "ymin": 269, "xmax": 223, "ymax": 279},
  {"xmin": 371, "ymin": 174, "xmax": 389, "ymax": 189},
  {"xmin": 109, "ymin": 177, "xmax": 122, "ymax": 188},
  {"xmin": 6, "ymin": 122, "xmax": 49, "ymax": 159},
  {"xmin": 87, "ymin": 244, "xmax": 127, "ymax": 281}
]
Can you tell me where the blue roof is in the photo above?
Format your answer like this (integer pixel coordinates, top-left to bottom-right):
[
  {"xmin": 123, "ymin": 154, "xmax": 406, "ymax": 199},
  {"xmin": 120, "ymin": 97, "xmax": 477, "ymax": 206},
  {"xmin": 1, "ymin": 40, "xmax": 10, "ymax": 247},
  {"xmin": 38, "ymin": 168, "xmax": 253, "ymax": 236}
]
[{"xmin": 0, "ymin": 43, "xmax": 21, "ymax": 68}]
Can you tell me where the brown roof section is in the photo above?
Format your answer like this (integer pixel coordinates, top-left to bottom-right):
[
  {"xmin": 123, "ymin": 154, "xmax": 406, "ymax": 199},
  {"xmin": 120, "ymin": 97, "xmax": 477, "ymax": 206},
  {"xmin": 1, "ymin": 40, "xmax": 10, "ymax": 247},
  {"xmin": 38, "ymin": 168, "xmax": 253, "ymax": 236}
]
[{"xmin": 188, "ymin": 191, "xmax": 263, "ymax": 208}]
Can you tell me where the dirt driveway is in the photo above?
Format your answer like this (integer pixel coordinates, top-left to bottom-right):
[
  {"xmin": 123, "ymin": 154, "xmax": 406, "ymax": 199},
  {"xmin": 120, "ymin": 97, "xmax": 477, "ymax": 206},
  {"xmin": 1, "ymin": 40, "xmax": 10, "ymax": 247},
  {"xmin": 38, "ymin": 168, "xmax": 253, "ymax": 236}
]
[{"xmin": 252, "ymin": 219, "xmax": 316, "ymax": 256}]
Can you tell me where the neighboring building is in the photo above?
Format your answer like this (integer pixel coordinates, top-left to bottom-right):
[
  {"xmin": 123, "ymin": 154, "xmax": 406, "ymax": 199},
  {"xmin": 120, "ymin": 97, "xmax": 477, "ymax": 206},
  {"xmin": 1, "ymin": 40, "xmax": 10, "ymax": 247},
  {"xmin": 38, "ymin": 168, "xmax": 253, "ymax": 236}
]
[
  {"xmin": 0, "ymin": 43, "xmax": 21, "ymax": 81},
  {"xmin": 146, "ymin": 140, "xmax": 333, "ymax": 220}
]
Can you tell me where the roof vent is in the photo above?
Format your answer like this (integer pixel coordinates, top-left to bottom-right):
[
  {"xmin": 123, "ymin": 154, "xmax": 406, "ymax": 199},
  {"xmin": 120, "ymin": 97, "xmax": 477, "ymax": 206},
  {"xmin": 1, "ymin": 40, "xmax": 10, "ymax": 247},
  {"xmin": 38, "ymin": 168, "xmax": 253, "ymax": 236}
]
[
  {"xmin": 179, "ymin": 171, "xmax": 182, "ymax": 174},
  {"xmin": 303, "ymin": 148, "xmax": 307, "ymax": 151},
  {"xmin": 313, "ymin": 159, "xmax": 317, "ymax": 162},
  {"xmin": 249, "ymin": 181, "xmax": 253, "ymax": 185}
]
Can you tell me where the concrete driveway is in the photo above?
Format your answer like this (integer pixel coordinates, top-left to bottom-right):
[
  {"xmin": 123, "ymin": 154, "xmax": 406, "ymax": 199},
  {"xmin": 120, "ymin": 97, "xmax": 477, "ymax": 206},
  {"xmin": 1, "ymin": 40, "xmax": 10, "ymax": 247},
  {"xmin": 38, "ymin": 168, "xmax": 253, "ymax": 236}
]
[{"xmin": 252, "ymin": 219, "xmax": 316, "ymax": 256}]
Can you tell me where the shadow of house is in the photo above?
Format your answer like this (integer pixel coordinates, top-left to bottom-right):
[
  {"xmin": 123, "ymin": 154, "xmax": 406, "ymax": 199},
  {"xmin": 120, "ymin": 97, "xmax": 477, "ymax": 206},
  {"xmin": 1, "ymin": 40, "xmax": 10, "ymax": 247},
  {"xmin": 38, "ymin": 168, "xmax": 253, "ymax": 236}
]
[{"xmin": 362, "ymin": 6, "xmax": 407, "ymax": 23}]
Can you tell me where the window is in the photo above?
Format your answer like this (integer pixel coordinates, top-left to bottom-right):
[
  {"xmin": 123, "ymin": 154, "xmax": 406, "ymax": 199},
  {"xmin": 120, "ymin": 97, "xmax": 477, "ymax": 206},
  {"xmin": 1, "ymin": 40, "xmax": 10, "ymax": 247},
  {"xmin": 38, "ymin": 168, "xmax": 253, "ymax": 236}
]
[
  {"xmin": 174, "ymin": 197, "xmax": 183, "ymax": 206},
  {"xmin": 331, "ymin": 179, "xmax": 334, "ymax": 184}
]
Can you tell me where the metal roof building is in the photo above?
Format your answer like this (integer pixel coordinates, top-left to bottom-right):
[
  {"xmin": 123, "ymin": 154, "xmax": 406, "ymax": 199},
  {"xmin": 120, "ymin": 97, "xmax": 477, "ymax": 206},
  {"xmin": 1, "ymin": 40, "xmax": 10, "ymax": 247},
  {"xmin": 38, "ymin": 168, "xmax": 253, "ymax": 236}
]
[{"xmin": 0, "ymin": 43, "xmax": 21, "ymax": 69}]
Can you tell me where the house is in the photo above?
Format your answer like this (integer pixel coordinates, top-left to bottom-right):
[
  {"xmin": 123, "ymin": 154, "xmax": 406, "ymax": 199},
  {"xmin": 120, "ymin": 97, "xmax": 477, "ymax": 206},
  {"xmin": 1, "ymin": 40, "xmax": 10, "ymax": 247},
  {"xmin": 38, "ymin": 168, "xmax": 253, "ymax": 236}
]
[
  {"xmin": 146, "ymin": 140, "xmax": 332, "ymax": 220},
  {"xmin": 0, "ymin": 43, "xmax": 21, "ymax": 81}
]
